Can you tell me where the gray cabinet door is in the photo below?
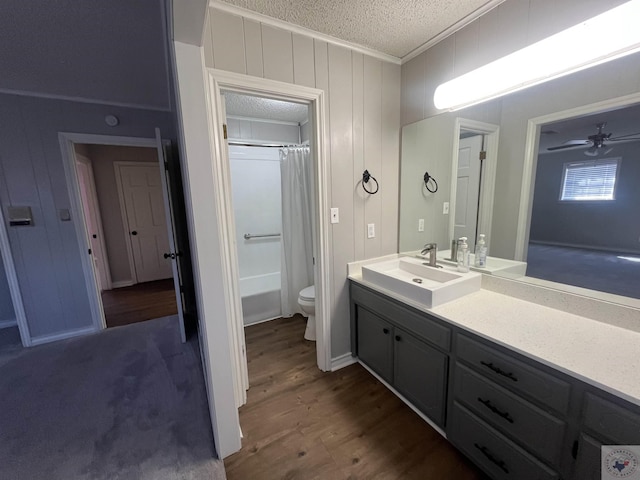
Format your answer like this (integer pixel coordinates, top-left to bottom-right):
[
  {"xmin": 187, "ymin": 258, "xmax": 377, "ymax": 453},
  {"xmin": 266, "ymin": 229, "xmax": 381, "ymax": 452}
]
[
  {"xmin": 573, "ymin": 434, "xmax": 602, "ymax": 480},
  {"xmin": 394, "ymin": 328, "xmax": 448, "ymax": 427},
  {"xmin": 357, "ymin": 307, "xmax": 393, "ymax": 383}
]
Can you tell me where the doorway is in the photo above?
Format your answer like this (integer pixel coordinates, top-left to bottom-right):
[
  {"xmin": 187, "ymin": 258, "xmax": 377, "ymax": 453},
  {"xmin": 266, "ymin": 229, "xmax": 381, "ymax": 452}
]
[
  {"xmin": 449, "ymin": 118, "xmax": 499, "ymax": 255},
  {"xmin": 59, "ymin": 133, "xmax": 187, "ymax": 340}
]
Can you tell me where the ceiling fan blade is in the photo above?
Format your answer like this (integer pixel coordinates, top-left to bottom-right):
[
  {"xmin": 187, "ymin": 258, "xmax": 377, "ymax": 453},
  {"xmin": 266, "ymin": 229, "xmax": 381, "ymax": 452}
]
[
  {"xmin": 610, "ymin": 131, "xmax": 640, "ymax": 140},
  {"xmin": 547, "ymin": 140, "xmax": 590, "ymax": 151},
  {"xmin": 609, "ymin": 136, "xmax": 640, "ymax": 142}
]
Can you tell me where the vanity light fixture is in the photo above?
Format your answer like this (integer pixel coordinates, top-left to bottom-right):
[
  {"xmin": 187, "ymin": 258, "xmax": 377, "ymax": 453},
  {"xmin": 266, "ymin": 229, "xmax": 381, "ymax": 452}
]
[{"xmin": 433, "ymin": 0, "xmax": 640, "ymax": 111}]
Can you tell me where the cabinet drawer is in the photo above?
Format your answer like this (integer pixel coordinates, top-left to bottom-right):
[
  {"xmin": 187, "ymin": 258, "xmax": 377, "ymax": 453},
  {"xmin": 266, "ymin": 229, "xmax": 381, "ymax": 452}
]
[
  {"xmin": 449, "ymin": 402, "xmax": 559, "ymax": 480},
  {"xmin": 453, "ymin": 363, "xmax": 566, "ymax": 466},
  {"xmin": 351, "ymin": 283, "xmax": 450, "ymax": 351},
  {"xmin": 457, "ymin": 334, "xmax": 571, "ymax": 414},
  {"xmin": 582, "ymin": 393, "xmax": 640, "ymax": 444},
  {"xmin": 573, "ymin": 433, "xmax": 602, "ymax": 480}
]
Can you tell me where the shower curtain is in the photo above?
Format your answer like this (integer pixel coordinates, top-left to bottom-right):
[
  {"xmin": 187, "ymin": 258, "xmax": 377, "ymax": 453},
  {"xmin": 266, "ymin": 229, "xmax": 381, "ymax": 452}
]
[{"xmin": 280, "ymin": 146, "xmax": 314, "ymax": 317}]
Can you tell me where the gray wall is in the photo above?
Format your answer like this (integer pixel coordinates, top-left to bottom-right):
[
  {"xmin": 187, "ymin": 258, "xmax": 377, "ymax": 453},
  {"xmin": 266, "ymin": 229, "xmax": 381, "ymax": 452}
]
[
  {"xmin": 0, "ymin": 93, "xmax": 175, "ymax": 340},
  {"xmin": 87, "ymin": 145, "xmax": 159, "ymax": 285},
  {"xmin": 0, "ymin": 252, "xmax": 15, "ymax": 324},
  {"xmin": 530, "ymin": 143, "xmax": 640, "ymax": 254},
  {"xmin": 400, "ymin": 0, "xmax": 640, "ymax": 259},
  {"xmin": 204, "ymin": 7, "xmax": 401, "ymax": 358}
]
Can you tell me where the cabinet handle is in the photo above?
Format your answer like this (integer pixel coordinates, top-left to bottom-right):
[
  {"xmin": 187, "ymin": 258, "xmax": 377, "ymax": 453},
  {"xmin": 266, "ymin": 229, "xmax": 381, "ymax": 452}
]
[
  {"xmin": 480, "ymin": 361, "xmax": 518, "ymax": 382},
  {"xmin": 382, "ymin": 328, "xmax": 389, "ymax": 334},
  {"xmin": 477, "ymin": 397, "xmax": 514, "ymax": 423},
  {"xmin": 395, "ymin": 335, "xmax": 401, "ymax": 341},
  {"xmin": 571, "ymin": 440, "xmax": 579, "ymax": 459},
  {"xmin": 474, "ymin": 443, "xmax": 509, "ymax": 473}
]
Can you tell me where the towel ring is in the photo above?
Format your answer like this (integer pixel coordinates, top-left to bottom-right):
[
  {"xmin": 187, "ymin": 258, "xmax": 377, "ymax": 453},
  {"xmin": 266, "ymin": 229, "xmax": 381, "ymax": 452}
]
[
  {"xmin": 362, "ymin": 170, "xmax": 379, "ymax": 194},
  {"xmin": 423, "ymin": 171, "xmax": 438, "ymax": 193}
]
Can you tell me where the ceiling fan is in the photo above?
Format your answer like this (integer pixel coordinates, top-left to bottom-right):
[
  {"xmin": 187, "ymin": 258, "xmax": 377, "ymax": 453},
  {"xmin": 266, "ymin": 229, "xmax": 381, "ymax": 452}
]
[{"xmin": 547, "ymin": 122, "xmax": 640, "ymax": 156}]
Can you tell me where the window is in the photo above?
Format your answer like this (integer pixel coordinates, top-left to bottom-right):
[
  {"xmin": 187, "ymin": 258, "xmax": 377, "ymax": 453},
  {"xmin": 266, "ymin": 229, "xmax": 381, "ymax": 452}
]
[{"xmin": 560, "ymin": 158, "xmax": 620, "ymax": 201}]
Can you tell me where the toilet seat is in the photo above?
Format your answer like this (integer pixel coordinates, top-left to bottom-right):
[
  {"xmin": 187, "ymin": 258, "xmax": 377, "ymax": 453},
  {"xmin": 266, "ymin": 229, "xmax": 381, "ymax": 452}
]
[{"xmin": 299, "ymin": 285, "xmax": 315, "ymax": 302}]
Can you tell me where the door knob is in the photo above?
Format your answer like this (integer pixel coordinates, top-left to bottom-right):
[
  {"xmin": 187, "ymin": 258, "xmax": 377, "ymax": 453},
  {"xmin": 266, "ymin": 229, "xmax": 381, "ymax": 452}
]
[
  {"xmin": 164, "ymin": 253, "xmax": 176, "ymax": 259},
  {"xmin": 131, "ymin": 231, "xmax": 138, "ymax": 236}
]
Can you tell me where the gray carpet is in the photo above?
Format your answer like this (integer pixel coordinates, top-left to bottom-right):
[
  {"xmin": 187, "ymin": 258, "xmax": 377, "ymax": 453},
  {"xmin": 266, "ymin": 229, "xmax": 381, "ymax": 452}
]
[
  {"xmin": 527, "ymin": 243, "xmax": 640, "ymax": 299},
  {"xmin": 0, "ymin": 316, "xmax": 227, "ymax": 480}
]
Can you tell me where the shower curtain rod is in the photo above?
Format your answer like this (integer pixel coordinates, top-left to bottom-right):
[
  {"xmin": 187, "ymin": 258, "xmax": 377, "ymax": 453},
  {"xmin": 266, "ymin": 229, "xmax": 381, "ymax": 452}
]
[{"xmin": 227, "ymin": 141, "xmax": 307, "ymax": 148}]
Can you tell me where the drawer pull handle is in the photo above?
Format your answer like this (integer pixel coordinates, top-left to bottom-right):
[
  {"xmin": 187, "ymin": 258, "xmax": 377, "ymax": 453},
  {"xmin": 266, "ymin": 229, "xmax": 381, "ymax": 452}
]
[
  {"xmin": 477, "ymin": 397, "xmax": 514, "ymax": 423},
  {"xmin": 480, "ymin": 361, "xmax": 518, "ymax": 382},
  {"xmin": 382, "ymin": 328, "xmax": 389, "ymax": 334},
  {"xmin": 474, "ymin": 443, "xmax": 509, "ymax": 474},
  {"xmin": 395, "ymin": 335, "xmax": 402, "ymax": 341}
]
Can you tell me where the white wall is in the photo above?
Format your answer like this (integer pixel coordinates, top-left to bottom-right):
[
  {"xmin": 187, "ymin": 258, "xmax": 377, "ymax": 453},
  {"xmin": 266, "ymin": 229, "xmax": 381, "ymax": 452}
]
[
  {"xmin": 400, "ymin": 0, "xmax": 639, "ymax": 259},
  {"xmin": 229, "ymin": 146, "xmax": 282, "ymax": 279},
  {"xmin": 204, "ymin": 7, "xmax": 402, "ymax": 357},
  {"xmin": 0, "ymin": 93, "xmax": 175, "ymax": 341}
]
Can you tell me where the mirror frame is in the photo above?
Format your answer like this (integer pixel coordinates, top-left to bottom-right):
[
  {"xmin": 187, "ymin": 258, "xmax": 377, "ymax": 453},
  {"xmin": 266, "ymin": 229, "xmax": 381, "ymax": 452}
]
[
  {"xmin": 515, "ymin": 90, "xmax": 640, "ymax": 261},
  {"xmin": 449, "ymin": 118, "xmax": 500, "ymax": 252}
]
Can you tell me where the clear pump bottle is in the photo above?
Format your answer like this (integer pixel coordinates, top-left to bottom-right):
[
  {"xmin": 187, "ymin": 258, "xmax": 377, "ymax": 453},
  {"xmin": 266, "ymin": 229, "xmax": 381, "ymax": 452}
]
[
  {"xmin": 475, "ymin": 234, "xmax": 487, "ymax": 268},
  {"xmin": 457, "ymin": 237, "xmax": 470, "ymax": 272}
]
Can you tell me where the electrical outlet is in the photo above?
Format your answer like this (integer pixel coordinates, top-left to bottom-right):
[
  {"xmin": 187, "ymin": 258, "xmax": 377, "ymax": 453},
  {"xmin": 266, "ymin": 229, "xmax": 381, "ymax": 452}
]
[
  {"xmin": 443, "ymin": 202, "xmax": 450, "ymax": 214},
  {"xmin": 367, "ymin": 223, "xmax": 375, "ymax": 238},
  {"xmin": 418, "ymin": 219, "xmax": 424, "ymax": 232},
  {"xmin": 330, "ymin": 208, "xmax": 339, "ymax": 224}
]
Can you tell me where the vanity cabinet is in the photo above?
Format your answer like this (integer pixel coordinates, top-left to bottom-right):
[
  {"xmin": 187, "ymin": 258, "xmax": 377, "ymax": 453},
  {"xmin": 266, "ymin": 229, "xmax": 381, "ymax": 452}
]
[
  {"xmin": 351, "ymin": 282, "xmax": 450, "ymax": 427},
  {"xmin": 349, "ymin": 280, "xmax": 640, "ymax": 480},
  {"xmin": 573, "ymin": 392, "xmax": 640, "ymax": 480}
]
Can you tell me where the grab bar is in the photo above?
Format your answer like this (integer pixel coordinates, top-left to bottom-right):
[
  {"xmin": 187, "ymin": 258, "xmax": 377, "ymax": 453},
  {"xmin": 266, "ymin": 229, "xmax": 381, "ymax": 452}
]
[{"xmin": 243, "ymin": 233, "xmax": 281, "ymax": 239}]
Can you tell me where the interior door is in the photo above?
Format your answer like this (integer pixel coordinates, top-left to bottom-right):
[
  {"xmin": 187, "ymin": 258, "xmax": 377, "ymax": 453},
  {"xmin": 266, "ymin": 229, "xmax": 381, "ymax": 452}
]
[
  {"xmin": 155, "ymin": 128, "xmax": 186, "ymax": 343},
  {"xmin": 118, "ymin": 164, "xmax": 173, "ymax": 283},
  {"xmin": 76, "ymin": 155, "xmax": 110, "ymax": 291},
  {"xmin": 454, "ymin": 134, "xmax": 483, "ymax": 252}
]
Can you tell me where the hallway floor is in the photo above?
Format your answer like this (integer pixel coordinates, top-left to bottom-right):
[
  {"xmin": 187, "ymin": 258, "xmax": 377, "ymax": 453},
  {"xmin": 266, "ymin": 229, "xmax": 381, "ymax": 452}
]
[
  {"xmin": 102, "ymin": 278, "xmax": 177, "ymax": 328},
  {"xmin": 225, "ymin": 316, "xmax": 487, "ymax": 480},
  {"xmin": 526, "ymin": 243, "xmax": 640, "ymax": 299}
]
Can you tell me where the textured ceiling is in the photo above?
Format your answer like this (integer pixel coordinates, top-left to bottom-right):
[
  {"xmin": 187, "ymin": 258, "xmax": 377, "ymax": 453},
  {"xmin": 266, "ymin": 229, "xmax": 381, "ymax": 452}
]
[
  {"xmin": 0, "ymin": 0, "xmax": 170, "ymax": 109},
  {"xmin": 224, "ymin": 92, "xmax": 309, "ymax": 123},
  {"xmin": 217, "ymin": 0, "xmax": 500, "ymax": 58}
]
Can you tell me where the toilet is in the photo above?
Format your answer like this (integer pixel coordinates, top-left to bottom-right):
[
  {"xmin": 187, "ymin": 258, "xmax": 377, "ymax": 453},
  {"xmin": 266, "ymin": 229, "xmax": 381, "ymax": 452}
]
[{"xmin": 298, "ymin": 285, "xmax": 316, "ymax": 341}]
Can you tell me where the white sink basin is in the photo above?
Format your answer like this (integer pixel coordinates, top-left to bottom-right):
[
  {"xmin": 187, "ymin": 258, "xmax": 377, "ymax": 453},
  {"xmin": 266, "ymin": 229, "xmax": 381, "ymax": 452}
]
[{"xmin": 361, "ymin": 256, "xmax": 481, "ymax": 308}]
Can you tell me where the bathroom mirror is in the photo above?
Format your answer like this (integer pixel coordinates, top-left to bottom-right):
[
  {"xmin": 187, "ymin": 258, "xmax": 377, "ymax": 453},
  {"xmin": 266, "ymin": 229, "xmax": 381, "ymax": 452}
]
[{"xmin": 398, "ymin": 50, "xmax": 640, "ymax": 306}]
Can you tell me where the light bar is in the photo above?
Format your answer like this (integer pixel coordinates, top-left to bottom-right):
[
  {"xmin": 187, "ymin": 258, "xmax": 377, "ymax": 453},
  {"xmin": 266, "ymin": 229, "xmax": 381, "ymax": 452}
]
[{"xmin": 434, "ymin": 0, "xmax": 640, "ymax": 111}]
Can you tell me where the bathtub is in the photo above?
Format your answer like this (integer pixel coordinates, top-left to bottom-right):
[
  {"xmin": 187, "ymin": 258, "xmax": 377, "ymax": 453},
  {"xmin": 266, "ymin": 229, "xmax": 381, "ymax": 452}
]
[{"xmin": 239, "ymin": 272, "xmax": 282, "ymax": 325}]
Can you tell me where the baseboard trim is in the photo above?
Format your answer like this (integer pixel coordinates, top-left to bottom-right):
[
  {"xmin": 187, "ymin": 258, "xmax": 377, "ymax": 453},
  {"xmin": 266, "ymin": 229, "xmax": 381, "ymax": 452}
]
[
  {"xmin": 111, "ymin": 280, "xmax": 134, "ymax": 289},
  {"xmin": 0, "ymin": 318, "xmax": 17, "ymax": 329},
  {"xmin": 331, "ymin": 352, "xmax": 357, "ymax": 371},
  {"xmin": 30, "ymin": 326, "xmax": 98, "ymax": 346}
]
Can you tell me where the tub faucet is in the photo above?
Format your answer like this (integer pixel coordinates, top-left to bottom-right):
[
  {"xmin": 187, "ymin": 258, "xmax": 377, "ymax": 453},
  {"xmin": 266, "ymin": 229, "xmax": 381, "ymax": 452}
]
[{"xmin": 421, "ymin": 243, "xmax": 438, "ymax": 267}]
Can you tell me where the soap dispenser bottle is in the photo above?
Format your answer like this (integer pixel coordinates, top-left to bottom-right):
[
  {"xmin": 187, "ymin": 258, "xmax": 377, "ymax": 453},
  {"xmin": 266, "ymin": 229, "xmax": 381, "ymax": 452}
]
[
  {"xmin": 457, "ymin": 237, "xmax": 470, "ymax": 272},
  {"xmin": 475, "ymin": 234, "xmax": 487, "ymax": 268}
]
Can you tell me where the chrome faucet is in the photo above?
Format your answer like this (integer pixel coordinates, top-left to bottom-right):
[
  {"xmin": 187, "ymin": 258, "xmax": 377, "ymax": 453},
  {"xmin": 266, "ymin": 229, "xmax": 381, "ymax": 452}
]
[{"xmin": 420, "ymin": 243, "xmax": 438, "ymax": 267}]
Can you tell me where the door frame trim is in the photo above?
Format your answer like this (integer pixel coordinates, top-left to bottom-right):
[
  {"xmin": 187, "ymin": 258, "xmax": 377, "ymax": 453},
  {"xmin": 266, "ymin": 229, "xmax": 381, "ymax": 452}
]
[
  {"xmin": 449, "ymin": 118, "xmax": 500, "ymax": 253},
  {"xmin": 58, "ymin": 133, "xmax": 170, "ymax": 331},
  {"xmin": 205, "ymin": 70, "xmax": 332, "ymax": 396}
]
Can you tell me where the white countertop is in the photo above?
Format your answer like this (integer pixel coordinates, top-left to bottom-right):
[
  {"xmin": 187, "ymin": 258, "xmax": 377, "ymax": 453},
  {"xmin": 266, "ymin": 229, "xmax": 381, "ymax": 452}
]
[{"xmin": 349, "ymin": 267, "xmax": 640, "ymax": 407}]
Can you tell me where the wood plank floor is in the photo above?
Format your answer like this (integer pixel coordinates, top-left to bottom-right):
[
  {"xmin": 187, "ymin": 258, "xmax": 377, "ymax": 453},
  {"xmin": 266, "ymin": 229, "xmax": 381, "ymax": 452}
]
[
  {"xmin": 225, "ymin": 316, "xmax": 488, "ymax": 480},
  {"xmin": 101, "ymin": 279, "xmax": 177, "ymax": 328}
]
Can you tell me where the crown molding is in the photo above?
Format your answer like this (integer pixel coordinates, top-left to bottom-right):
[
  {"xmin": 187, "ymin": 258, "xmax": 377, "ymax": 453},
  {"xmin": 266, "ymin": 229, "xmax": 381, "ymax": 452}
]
[
  {"xmin": 0, "ymin": 88, "xmax": 171, "ymax": 112},
  {"xmin": 401, "ymin": 0, "xmax": 507, "ymax": 64},
  {"xmin": 209, "ymin": 1, "xmax": 402, "ymax": 65}
]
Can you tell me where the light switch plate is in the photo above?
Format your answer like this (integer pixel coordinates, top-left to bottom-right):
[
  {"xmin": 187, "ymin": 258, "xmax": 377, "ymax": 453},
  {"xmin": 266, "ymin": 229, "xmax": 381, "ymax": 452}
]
[
  {"xmin": 443, "ymin": 202, "xmax": 450, "ymax": 214},
  {"xmin": 330, "ymin": 207, "xmax": 339, "ymax": 224},
  {"xmin": 367, "ymin": 223, "xmax": 375, "ymax": 238},
  {"xmin": 418, "ymin": 219, "xmax": 424, "ymax": 232}
]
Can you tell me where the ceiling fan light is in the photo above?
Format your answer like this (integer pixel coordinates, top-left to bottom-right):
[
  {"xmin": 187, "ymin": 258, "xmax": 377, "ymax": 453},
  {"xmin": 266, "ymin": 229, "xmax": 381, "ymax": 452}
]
[{"xmin": 434, "ymin": 0, "xmax": 640, "ymax": 111}]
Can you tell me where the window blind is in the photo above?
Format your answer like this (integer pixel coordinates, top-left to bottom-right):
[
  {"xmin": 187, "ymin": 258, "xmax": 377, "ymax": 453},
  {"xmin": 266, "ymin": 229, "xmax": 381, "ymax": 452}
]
[{"xmin": 560, "ymin": 158, "xmax": 619, "ymax": 201}]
